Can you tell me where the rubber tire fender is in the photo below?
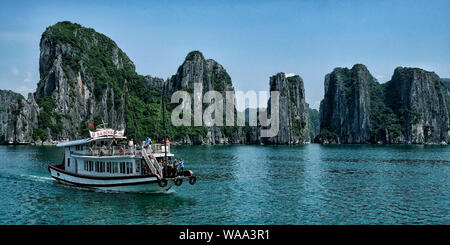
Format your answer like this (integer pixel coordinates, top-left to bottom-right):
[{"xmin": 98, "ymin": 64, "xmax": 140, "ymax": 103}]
[
  {"xmin": 174, "ymin": 178, "xmax": 183, "ymax": 186},
  {"xmin": 158, "ymin": 178, "xmax": 168, "ymax": 187},
  {"xmin": 189, "ymin": 176, "xmax": 197, "ymax": 185}
]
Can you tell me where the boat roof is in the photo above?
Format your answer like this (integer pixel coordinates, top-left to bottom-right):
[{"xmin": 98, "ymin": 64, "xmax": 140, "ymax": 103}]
[
  {"xmin": 56, "ymin": 136, "xmax": 128, "ymax": 147},
  {"xmin": 57, "ymin": 128, "xmax": 127, "ymax": 147},
  {"xmin": 57, "ymin": 138, "xmax": 92, "ymax": 147}
]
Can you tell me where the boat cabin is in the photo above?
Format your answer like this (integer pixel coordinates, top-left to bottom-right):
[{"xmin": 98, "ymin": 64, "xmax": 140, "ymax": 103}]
[{"xmin": 56, "ymin": 129, "xmax": 173, "ymax": 178}]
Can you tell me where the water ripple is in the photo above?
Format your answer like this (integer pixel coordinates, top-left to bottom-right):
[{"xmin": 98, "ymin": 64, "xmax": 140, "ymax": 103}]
[{"xmin": 0, "ymin": 144, "xmax": 449, "ymax": 224}]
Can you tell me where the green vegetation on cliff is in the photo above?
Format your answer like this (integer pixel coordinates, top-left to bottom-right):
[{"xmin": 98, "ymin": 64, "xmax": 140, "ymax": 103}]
[
  {"xmin": 308, "ymin": 108, "xmax": 319, "ymax": 139},
  {"xmin": 43, "ymin": 21, "xmax": 135, "ymax": 103},
  {"xmin": 39, "ymin": 21, "xmax": 213, "ymax": 142},
  {"xmin": 441, "ymin": 79, "xmax": 450, "ymax": 115},
  {"xmin": 368, "ymin": 82, "xmax": 403, "ymax": 142}
]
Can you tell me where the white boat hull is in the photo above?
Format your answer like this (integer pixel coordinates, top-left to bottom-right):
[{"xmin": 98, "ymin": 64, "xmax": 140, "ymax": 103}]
[{"xmin": 49, "ymin": 166, "xmax": 173, "ymax": 193}]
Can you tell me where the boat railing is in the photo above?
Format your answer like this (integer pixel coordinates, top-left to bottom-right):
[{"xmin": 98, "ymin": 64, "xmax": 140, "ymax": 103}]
[
  {"xmin": 150, "ymin": 143, "xmax": 170, "ymax": 154},
  {"xmin": 141, "ymin": 147, "xmax": 163, "ymax": 178},
  {"xmin": 74, "ymin": 145, "xmax": 135, "ymax": 157},
  {"xmin": 72, "ymin": 143, "xmax": 170, "ymax": 157}
]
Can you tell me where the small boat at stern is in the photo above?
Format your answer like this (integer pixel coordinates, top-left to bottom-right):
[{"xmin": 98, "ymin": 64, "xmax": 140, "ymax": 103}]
[{"xmin": 48, "ymin": 128, "xmax": 197, "ymax": 193}]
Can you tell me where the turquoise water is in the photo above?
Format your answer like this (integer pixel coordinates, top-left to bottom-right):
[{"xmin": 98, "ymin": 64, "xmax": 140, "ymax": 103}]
[{"xmin": 0, "ymin": 144, "xmax": 448, "ymax": 225}]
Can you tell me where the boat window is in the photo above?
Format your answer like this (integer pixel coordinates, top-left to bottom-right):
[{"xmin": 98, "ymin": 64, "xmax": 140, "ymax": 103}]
[
  {"xmin": 84, "ymin": 161, "xmax": 88, "ymax": 171},
  {"xmin": 120, "ymin": 162, "xmax": 125, "ymax": 174},
  {"xmin": 100, "ymin": 162, "xmax": 105, "ymax": 172},
  {"xmin": 136, "ymin": 161, "xmax": 140, "ymax": 173},
  {"xmin": 112, "ymin": 162, "xmax": 118, "ymax": 173},
  {"xmin": 95, "ymin": 161, "xmax": 99, "ymax": 172},
  {"xmin": 107, "ymin": 162, "xmax": 111, "ymax": 173},
  {"xmin": 126, "ymin": 162, "xmax": 132, "ymax": 174},
  {"xmin": 89, "ymin": 161, "xmax": 93, "ymax": 171},
  {"xmin": 67, "ymin": 158, "xmax": 70, "ymax": 167}
]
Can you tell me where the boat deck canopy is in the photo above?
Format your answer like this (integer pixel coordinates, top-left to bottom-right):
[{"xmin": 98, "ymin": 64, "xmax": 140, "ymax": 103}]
[{"xmin": 56, "ymin": 138, "xmax": 91, "ymax": 147}]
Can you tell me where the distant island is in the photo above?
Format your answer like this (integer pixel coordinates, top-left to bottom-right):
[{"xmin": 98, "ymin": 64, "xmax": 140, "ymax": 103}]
[{"xmin": 1, "ymin": 21, "xmax": 449, "ymax": 145}]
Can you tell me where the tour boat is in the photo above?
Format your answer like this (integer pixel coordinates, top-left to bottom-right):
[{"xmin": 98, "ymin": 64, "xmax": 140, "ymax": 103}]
[{"xmin": 48, "ymin": 128, "xmax": 197, "ymax": 193}]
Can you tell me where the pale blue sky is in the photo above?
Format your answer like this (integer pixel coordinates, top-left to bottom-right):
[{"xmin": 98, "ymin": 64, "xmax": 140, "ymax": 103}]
[{"xmin": 1, "ymin": 0, "xmax": 449, "ymax": 109}]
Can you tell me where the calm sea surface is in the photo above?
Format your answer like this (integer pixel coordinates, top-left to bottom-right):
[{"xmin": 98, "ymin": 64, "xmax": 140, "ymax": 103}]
[{"xmin": 0, "ymin": 144, "xmax": 449, "ymax": 225}]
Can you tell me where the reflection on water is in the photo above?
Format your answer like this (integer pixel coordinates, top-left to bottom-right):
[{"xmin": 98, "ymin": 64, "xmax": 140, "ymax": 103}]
[{"xmin": 0, "ymin": 144, "xmax": 448, "ymax": 224}]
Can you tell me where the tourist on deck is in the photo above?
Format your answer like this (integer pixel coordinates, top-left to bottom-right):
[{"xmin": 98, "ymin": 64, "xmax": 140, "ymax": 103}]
[
  {"xmin": 128, "ymin": 138, "xmax": 134, "ymax": 154},
  {"xmin": 178, "ymin": 158, "xmax": 185, "ymax": 176},
  {"xmin": 98, "ymin": 142, "xmax": 104, "ymax": 156},
  {"xmin": 144, "ymin": 137, "xmax": 152, "ymax": 152},
  {"xmin": 173, "ymin": 159, "xmax": 179, "ymax": 177},
  {"xmin": 162, "ymin": 159, "xmax": 170, "ymax": 178},
  {"xmin": 162, "ymin": 161, "xmax": 167, "ymax": 177},
  {"xmin": 148, "ymin": 138, "xmax": 152, "ymax": 152},
  {"xmin": 171, "ymin": 159, "xmax": 175, "ymax": 174},
  {"xmin": 161, "ymin": 159, "xmax": 168, "ymax": 177}
]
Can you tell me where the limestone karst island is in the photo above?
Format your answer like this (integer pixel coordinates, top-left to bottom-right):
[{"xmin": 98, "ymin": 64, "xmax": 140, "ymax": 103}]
[{"xmin": 1, "ymin": 22, "xmax": 449, "ymax": 146}]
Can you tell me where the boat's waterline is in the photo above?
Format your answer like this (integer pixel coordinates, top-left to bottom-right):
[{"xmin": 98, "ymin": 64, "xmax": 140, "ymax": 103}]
[{"xmin": 49, "ymin": 167, "xmax": 174, "ymax": 193}]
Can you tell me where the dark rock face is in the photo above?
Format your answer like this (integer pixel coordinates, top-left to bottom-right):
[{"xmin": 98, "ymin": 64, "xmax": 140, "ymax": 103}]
[
  {"xmin": 144, "ymin": 76, "xmax": 165, "ymax": 91},
  {"xmin": 0, "ymin": 91, "xmax": 38, "ymax": 144},
  {"xmin": 34, "ymin": 22, "xmax": 135, "ymax": 141},
  {"xmin": 318, "ymin": 65, "xmax": 450, "ymax": 144},
  {"xmin": 2, "ymin": 22, "xmax": 314, "ymax": 145},
  {"xmin": 263, "ymin": 73, "xmax": 310, "ymax": 144},
  {"xmin": 308, "ymin": 107, "xmax": 320, "ymax": 140},
  {"xmin": 166, "ymin": 51, "xmax": 237, "ymax": 144},
  {"xmin": 165, "ymin": 54, "xmax": 312, "ymax": 145},
  {"xmin": 319, "ymin": 64, "xmax": 374, "ymax": 143},
  {"xmin": 167, "ymin": 51, "xmax": 234, "ymax": 96},
  {"xmin": 440, "ymin": 78, "xmax": 450, "ymax": 116},
  {"xmin": 241, "ymin": 108, "xmax": 262, "ymax": 144},
  {"xmin": 385, "ymin": 68, "xmax": 449, "ymax": 144}
]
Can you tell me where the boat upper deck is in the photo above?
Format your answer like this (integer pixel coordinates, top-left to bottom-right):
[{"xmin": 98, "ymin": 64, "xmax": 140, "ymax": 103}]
[
  {"xmin": 57, "ymin": 129, "xmax": 172, "ymax": 158},
  {"xmin": 69, "ymin": 144, "xmax": 172, "ymax": 158}
]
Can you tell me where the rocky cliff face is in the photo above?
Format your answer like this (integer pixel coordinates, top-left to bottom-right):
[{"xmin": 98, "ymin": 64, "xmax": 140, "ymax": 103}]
[
  {"xmin": 308, "ymin": 107, "xmax": 320, "ymax": 140},
  {"xmin": 0, "ymin": 21, "xmax": 172, "ymax": 144},
  {"xmin": 442, "ymin": 78, "xmax": 450, "ymax": 116},
  {"xmin": 318, "ymin": 65, "xmax": 450, "ymax": 144},
  {"xmin": 263, "ymin": 73, "xmax": 310, "ymax": 144},
  {"xmin": 3, "ymin": 22, "xmax": 449, "ymax": 146},
  {"xmin": 385, "ymin": 68, "xmax": 449, "ymax": 143},
  {"xmin": 166, "ymin": 51, "xmax": 243, "ymax": 144},
  {"xmin": 319, "ymin": 64, "xmax": 374, "ymax": 143},
  {"xmin": 0, "ymin": 90, "xmax": 38, "ymax": 144},
  {"xmin": 5, "ymin": 21, "xmax": 311, "ymax": 145},
  {"xmin": 144, "ymin": 76, "xmax": 165, "ymax": 91},
  {"xmin": 33, "ymin": 21, "xmax": 134, "ymax": 141}
]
